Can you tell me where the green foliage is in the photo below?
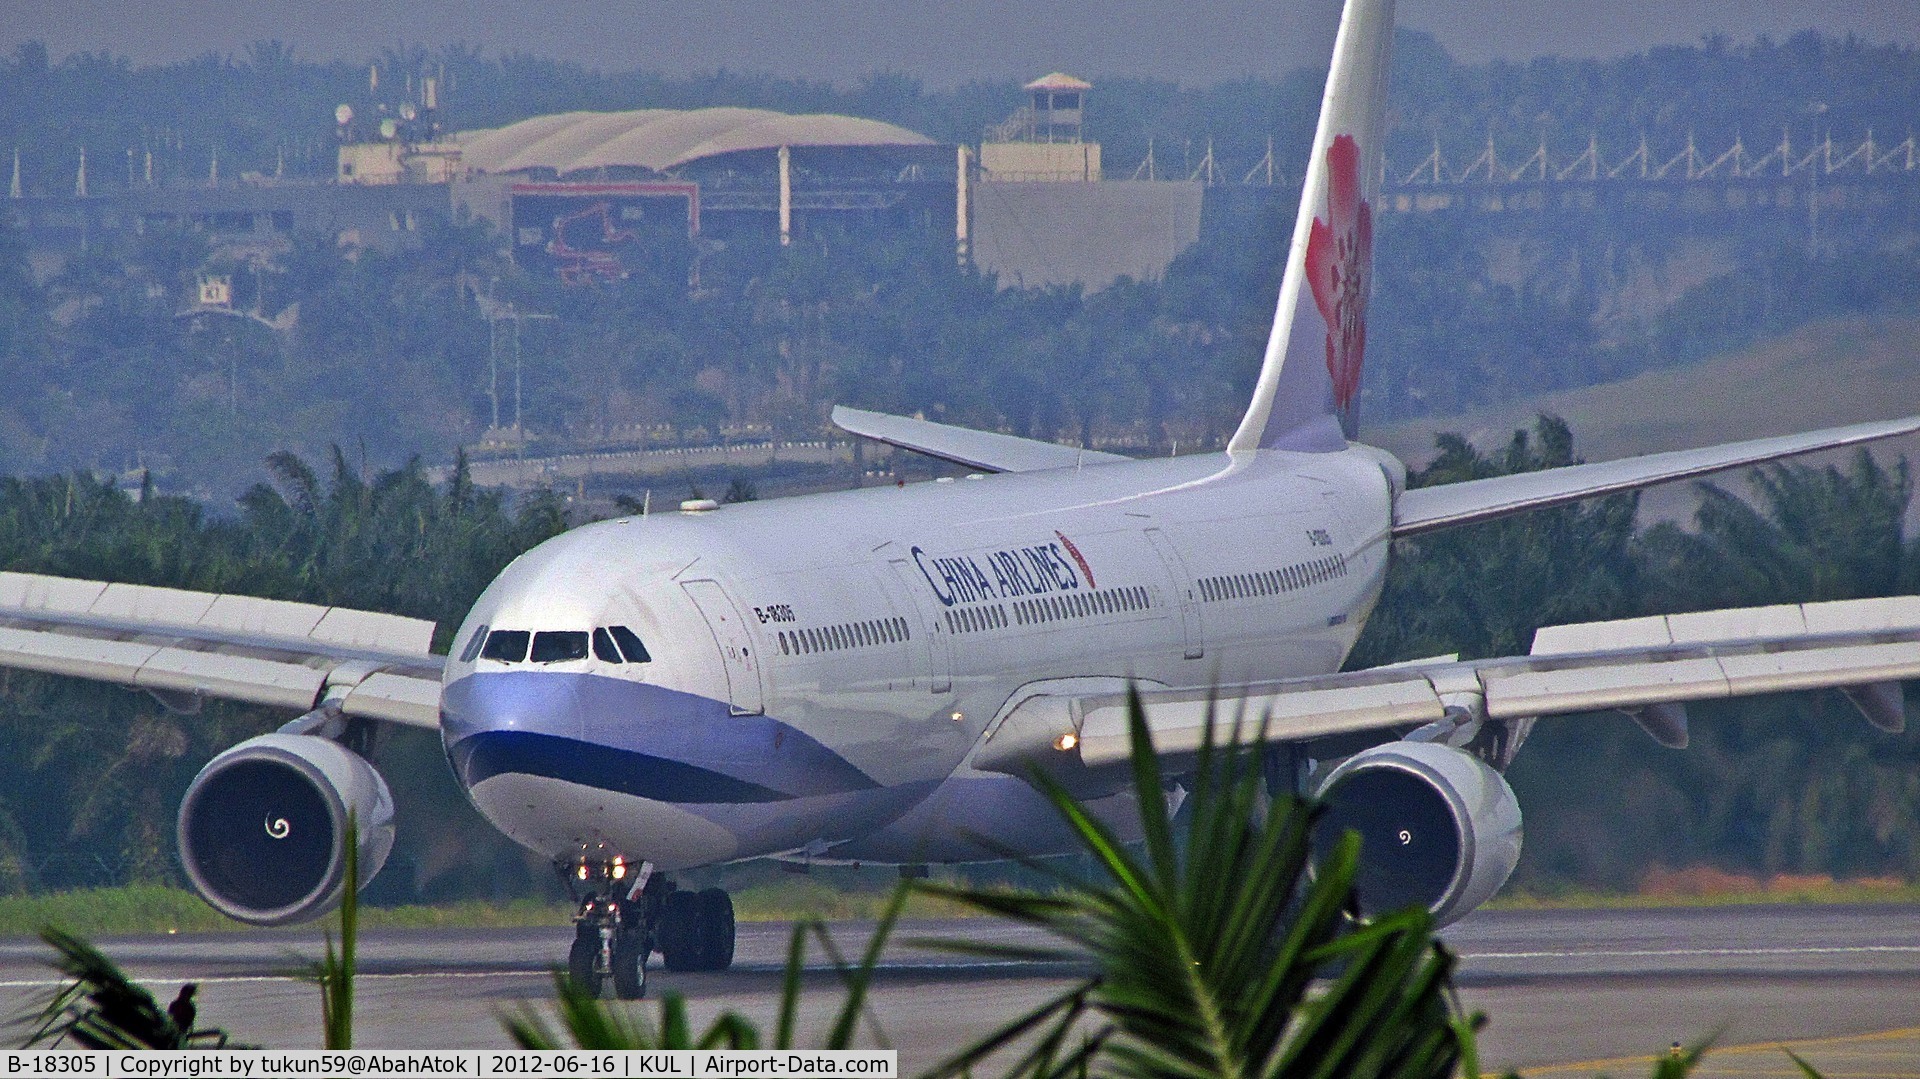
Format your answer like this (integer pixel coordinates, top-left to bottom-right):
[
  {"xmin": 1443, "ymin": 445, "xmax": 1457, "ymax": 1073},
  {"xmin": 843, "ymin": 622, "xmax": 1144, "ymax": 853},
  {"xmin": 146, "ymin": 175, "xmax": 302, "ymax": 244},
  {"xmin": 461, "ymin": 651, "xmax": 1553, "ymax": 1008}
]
[
  {"xmin": 1362, "ymin": 422, "xmax": 1920, "ymax": 893},
  {"xmin": 505, "ymin": 974, "xmax": 760, "ymax": 1051},
  {"xmin": 1351, "ymin": 415, "xmax": 1639, "ymax": 667},
  {"xmin": 22, "ymin": 927, "xmax": 237, "ymax": 1048},
  {"xmin": 915, "ymin": 691, "xmax": 1475, "ymax": 1079},
  {"xmin": 304, "ymin": 817, "xmax": 359, "ymax": 1050},
  {"xmin": 0, "ymin": 454, "xmax": 564, "ymax": 898},
  {"xmin": 1638, "ymin": 450, "xmax": 1912, "ymax": 611}
]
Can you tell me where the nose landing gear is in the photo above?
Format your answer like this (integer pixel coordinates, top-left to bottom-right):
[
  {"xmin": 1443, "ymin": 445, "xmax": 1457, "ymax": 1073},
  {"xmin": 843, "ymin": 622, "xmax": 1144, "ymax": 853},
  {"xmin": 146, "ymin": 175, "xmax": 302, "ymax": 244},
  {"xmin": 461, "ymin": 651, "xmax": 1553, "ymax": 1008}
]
[{"xmin": 560, "ymin": 857, "xmax": 737, "ymax": 999}]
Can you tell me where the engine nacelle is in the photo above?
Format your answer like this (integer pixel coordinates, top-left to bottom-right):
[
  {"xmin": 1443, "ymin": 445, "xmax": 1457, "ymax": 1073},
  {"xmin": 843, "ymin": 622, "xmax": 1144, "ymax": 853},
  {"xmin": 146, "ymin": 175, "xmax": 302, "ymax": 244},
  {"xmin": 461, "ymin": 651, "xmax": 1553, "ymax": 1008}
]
[
  {"xmin": 177, "ymin": 733, "xmax": 396, "ymax": 926},
  {"xmin": 1313, "ymin": 740, "xmax": 1522, "ymax": 927}
]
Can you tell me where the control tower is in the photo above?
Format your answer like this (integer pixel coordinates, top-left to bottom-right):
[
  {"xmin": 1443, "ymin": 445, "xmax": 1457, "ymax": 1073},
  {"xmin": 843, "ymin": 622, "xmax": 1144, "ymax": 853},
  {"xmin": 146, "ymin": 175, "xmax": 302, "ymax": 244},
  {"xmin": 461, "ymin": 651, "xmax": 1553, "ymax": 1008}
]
[{"xmin": 980, "ymin": 73, "xmax": 1100, "ymax": 182}]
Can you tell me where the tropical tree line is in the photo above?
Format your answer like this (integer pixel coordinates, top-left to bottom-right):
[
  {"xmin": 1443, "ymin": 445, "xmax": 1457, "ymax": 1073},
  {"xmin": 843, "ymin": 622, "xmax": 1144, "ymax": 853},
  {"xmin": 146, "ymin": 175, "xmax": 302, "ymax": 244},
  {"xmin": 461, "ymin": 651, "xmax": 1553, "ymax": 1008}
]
[
  {"xmin": 0, "ymin": 453, "xmax": 566, "ymax": 897},
  {"xmin": 1358, "ymin": 416, "xmax": 1920, "ymax": 890},
  {"xmin": 0, "ymin": 417, "xmax": 1915, "ymax": 900}
]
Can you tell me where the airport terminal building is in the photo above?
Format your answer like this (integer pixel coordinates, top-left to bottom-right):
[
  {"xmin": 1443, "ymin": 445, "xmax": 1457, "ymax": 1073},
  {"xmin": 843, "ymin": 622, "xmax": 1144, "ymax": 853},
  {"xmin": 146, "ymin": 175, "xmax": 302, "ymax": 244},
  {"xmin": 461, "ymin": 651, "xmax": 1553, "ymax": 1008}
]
[{"xmin": 6, "ymin": 80, "xmax": 1207, "ymax": 291}]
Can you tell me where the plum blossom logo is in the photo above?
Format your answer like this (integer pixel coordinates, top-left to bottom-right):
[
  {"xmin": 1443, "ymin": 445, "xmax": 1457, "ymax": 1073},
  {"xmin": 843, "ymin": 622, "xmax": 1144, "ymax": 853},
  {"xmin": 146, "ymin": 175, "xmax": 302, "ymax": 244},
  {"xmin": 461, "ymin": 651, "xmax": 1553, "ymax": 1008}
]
[{"xmin": 1304, "ymin": 134, "xmax": 1372, "ymax": 414}]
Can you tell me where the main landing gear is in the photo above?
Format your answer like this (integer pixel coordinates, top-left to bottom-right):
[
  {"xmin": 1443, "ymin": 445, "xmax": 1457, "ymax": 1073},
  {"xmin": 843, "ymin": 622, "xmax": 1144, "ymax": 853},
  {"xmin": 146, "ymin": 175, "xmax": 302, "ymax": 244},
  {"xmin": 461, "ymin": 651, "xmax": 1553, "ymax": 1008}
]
[{"xmin": 562, "ymin": 858, "xmax": 736, "ymax": 999}]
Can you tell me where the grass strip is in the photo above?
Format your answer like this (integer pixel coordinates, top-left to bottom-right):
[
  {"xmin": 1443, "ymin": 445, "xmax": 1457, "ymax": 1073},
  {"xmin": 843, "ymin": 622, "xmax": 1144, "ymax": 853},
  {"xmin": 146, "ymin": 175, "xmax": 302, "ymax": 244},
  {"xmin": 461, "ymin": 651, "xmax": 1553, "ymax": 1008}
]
[
  {"xmin": 1490, "ymin": 881, "xmax": 1920, "ymax": 911},
  {"xmin": 24, "ymin": 875, "xmax": 1908, "ymax": 938},
  {"xmin": 0, "ymin": 881, "xmax": 990, "ymax": 938}
]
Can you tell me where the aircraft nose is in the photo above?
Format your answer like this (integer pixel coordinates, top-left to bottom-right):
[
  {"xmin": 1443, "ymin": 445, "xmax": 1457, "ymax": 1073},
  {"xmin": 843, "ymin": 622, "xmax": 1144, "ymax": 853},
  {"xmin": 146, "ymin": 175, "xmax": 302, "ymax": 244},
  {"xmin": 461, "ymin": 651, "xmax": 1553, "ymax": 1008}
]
[
  {"xmin": 438, "ymin": 669, "xmax": 746, "ymax": 869},
  {"xmin": 439, "ymin": 669, "xmax": 583, "ymax": 749}
]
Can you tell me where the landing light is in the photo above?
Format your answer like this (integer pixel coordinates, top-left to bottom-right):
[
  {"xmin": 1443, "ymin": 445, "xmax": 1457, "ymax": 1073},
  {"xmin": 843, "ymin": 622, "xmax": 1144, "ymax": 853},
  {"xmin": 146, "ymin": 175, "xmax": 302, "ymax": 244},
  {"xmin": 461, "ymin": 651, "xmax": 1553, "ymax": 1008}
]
[{"xmin": 1054, "ymin": 732, "xmax": 1079, "ymax": 752}]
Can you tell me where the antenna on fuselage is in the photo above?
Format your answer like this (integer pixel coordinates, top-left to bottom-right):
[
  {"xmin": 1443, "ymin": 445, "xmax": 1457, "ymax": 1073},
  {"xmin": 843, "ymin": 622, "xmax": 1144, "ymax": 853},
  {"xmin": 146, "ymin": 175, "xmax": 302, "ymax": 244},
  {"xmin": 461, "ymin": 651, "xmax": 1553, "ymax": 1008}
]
[{"xmin": 641, "ymin": 489, "xmax": 651, "ymax": 516}]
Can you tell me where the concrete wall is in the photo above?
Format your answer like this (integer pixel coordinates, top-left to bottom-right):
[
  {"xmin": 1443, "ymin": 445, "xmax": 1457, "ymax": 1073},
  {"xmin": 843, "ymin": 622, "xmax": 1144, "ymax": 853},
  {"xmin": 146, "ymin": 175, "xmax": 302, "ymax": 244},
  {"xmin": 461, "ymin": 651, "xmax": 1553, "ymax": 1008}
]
[{"xmin": 972, "ymin": 179, "xmax": 1202, "ymax": 291}]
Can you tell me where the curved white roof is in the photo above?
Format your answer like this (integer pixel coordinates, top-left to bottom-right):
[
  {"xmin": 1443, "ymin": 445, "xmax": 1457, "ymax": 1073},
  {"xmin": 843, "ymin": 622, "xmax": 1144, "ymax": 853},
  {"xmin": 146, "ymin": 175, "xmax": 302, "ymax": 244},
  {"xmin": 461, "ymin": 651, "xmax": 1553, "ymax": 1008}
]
[{"xmin": 457, "ymin": 108, "xmax": 936, "ymax": 175}]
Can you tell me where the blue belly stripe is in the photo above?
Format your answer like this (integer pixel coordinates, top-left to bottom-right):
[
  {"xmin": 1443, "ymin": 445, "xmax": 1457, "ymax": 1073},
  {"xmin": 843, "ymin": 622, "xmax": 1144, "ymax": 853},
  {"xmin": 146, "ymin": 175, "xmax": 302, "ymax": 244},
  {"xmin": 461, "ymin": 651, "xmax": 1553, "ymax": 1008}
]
[
  {"xmin": 451, "ymin": 731, "xmax": 793, "ymax": 804},
  {"xmin": 439, "ymin": 672, "xmax": 883, "ymax": 798}
]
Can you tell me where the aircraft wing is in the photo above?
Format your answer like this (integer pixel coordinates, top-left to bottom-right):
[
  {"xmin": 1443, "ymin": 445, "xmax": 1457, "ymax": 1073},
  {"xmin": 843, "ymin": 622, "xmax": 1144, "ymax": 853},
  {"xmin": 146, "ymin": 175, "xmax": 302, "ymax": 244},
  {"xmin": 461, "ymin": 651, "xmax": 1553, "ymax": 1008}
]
[
  {"xmin": 0, "ymin": 572, "xmax": 443, "ymax": 728},
  {"xmin": 832, "ymin": 405, "xmax": 1130, "ymax": 474},
  {"xmin": 976, "ymin": 594, "xmax": 1920, "ymax": 779},
  {"xmin": 1391, "ymin": 415, "xmax": 1920, "ymax": 537}
]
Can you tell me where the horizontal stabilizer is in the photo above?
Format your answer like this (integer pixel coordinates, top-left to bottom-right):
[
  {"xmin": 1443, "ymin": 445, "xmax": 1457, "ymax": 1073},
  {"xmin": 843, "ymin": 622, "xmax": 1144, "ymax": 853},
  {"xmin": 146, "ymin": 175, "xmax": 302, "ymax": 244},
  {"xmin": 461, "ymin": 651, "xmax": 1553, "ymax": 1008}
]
[
  {"xmin": 832, "ymin": 406, "xmax": 1129, "ymax": 474},
  {"xmin": 0, "ymin": 572, "xmax": 443, "ymax": 727},
  {"xmin": 1392, "ymin": 415, "xmax": 1920, "ymax": 536}
]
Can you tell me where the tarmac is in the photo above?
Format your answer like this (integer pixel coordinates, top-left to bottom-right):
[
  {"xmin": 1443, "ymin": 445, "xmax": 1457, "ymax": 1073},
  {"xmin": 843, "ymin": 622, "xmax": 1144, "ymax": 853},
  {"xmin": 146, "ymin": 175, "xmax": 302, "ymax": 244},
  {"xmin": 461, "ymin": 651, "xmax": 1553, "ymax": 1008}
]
[{"xmin": 0, "ymin": 903, "xmax": 1914, "ymax": 1075}]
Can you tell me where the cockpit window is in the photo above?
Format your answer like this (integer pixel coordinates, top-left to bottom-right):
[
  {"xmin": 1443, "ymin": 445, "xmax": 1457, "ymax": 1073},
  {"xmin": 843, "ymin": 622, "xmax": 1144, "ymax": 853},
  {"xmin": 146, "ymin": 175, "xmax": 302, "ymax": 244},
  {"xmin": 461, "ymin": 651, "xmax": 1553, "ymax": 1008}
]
[
  {"xmin": 531, "ymin": 631, "xmax": 590, "ymax": 663},
  {"xmin": 593, "ymin": 628, "xmax": 622, "ymax": 663},
  {"xmin": 481, "ymin": 629, "xmax": 530, "ymax": 663},
  {"xmin": 459, "ymin": 624, "xmax": 491, "ymax": 663},
  {"xmin": 609, "ymin": 625, "xmax": 652, "ymax": 663}
]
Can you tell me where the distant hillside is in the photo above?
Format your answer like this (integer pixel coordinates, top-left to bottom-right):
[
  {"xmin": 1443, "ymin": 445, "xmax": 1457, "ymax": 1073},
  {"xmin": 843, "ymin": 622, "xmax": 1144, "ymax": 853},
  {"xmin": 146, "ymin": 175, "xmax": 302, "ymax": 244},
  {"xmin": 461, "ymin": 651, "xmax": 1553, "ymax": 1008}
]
[{"xmin": 1368, "ymin": 312, "xmax": 1920, "ymax": 523}]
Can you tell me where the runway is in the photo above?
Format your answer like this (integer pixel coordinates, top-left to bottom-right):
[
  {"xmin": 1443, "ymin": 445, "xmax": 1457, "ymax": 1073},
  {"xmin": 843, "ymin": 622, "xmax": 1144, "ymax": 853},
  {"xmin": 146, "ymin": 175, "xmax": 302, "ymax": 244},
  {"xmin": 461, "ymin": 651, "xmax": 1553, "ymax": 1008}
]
[{"xmin": 0, "ymin": 904, "xmax": 1916, "ymax": 1075}]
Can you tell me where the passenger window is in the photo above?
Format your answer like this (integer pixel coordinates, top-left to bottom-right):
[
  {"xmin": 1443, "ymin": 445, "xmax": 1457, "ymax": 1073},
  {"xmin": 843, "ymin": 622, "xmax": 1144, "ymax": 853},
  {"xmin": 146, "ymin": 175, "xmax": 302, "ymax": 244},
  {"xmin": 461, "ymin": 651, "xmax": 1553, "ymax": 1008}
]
[
  {"xmin": 481, "ymin": 629, "xmax": 530, "ymax": 663},
  {"xmin": 531, "ymin": 631, "xmax": 589, "ymax": 663},
  {"xmin": 593, "ymin": 628, "xmax": 623, "ymax": 663},
  {"xmin": 459, "ymin": 624, "xmax": 491, "ymax": 662},
  {"xmin": 610, "ymin": 626, "xmax": 652, "ymax": 663}
]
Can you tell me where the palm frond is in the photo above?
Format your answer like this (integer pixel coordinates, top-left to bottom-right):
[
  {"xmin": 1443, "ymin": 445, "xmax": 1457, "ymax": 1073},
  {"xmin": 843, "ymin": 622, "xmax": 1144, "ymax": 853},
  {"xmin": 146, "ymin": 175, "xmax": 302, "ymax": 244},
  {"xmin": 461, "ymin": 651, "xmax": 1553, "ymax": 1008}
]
[
  {"xmin": 299, "ymin": 814, "xmax": 359, "ymax": 1049},
  {"xmin": 914, "ymin": 686, "xmax": 1476, "ymax": 1079},
  {"xmin": 20, "ymin": 927, "xmax": 240, "ymax": 1049}
]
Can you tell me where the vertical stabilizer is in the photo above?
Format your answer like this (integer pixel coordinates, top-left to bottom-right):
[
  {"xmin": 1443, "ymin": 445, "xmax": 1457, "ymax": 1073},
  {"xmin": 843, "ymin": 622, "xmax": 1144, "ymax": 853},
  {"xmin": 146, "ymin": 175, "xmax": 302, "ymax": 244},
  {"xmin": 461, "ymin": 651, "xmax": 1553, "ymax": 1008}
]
[{"xmin": 1227, "ymin": 0, "xmax": 1395, "ymax": 453}]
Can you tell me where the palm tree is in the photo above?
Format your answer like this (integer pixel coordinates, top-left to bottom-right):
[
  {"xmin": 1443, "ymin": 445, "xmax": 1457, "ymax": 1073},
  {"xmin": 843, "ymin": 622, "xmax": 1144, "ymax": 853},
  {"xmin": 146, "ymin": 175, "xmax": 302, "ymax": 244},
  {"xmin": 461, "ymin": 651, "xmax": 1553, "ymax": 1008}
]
[{"xmin": 914, "ymin": 692, "xmax": 1476, "ymax": 1079}]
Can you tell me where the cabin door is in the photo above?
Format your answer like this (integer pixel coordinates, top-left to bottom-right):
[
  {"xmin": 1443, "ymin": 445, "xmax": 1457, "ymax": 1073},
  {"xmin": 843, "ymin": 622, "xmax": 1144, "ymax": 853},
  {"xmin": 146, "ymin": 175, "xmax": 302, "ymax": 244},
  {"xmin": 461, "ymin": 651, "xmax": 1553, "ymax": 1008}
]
[
  {"xmin": 681, "ymin": 579, "xmax": 765, "ymax": 715},
  {"xmin": 1144, "ymin": 527, "xmax": 1204, "ymax": 660}
]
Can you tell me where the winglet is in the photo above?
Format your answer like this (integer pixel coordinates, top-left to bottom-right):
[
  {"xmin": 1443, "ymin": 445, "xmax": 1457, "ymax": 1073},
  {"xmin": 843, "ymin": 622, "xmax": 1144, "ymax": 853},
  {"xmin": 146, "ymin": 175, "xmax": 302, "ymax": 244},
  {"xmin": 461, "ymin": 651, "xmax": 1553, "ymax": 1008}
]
[{"xmin": 1227, "ymin": 0, "xmax": 1395, "ymax": 454}]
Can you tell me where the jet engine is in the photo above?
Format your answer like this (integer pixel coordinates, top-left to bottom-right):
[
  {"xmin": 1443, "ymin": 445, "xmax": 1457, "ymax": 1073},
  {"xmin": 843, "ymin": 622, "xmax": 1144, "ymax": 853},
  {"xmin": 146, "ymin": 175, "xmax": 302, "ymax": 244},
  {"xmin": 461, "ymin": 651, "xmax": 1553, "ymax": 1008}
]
[
  {"xmin": 1312, "ymin": 740, "xmax": 1522, "ymax": 927},
  {"xmin": 177, "ymin": 733, "xmax": 395, "ymax": 926}
]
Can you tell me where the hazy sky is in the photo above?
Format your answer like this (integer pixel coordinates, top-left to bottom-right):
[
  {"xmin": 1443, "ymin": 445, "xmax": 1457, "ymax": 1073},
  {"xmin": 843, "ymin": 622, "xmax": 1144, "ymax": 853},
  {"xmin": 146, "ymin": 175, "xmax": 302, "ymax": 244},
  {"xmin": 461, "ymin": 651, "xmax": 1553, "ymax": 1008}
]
[{"xmin": 8, "ymin": 0, "xmax": 1916, "ymax": 85}]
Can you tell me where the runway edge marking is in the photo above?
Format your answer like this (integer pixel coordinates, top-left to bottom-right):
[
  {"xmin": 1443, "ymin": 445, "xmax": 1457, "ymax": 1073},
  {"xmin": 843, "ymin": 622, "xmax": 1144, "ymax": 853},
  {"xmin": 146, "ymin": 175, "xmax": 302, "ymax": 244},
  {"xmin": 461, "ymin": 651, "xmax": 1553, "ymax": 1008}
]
[{"xmin": 1499, "ymin": 1025, "xmax": 1920, "ymax": 1078}]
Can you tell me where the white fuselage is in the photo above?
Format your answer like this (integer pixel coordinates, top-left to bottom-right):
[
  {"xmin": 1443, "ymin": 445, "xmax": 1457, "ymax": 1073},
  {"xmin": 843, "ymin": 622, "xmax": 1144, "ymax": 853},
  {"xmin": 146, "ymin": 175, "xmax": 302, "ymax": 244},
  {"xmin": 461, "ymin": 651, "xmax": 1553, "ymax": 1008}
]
[{"xmin": 438, "ymin": 446, "xmax": 1396, "ymax": 871}]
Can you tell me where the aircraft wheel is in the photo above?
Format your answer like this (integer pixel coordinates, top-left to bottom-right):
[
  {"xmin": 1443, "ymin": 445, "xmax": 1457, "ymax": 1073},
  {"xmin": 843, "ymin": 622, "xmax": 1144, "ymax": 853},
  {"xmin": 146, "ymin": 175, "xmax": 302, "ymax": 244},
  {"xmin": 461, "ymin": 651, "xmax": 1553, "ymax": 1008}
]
[
  {"xmin": 696, "ymin": 888, "xmax": 736, "ymax": 971},
  {"xmin": 611, "ymin": 928, "xmax": 648, "ymax": 999},
  {"xmin": 567, "ymin": 929, "xmax": 604, "ymax": 998},
  {"xmin": 658, "ymin": 891, "xmax": 701, "ymax": 971}
]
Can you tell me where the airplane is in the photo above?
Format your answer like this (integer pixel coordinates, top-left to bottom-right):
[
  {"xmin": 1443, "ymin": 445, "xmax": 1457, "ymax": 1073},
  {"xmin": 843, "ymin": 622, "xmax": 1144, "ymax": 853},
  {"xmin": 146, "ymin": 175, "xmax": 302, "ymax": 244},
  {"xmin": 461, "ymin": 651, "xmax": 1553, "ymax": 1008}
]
[{"xmin": 5, "ymin": 0, "xmax": 1920, "ymax": 1002}]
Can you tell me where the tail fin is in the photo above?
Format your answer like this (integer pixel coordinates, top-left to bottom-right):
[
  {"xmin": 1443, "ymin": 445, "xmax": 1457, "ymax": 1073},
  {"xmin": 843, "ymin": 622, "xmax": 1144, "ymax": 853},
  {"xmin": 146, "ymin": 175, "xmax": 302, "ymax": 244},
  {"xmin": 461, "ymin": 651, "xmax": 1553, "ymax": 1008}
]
[{"xmin": 1228, "ymin": 0, "xmax": 1395, "ymax": 453}]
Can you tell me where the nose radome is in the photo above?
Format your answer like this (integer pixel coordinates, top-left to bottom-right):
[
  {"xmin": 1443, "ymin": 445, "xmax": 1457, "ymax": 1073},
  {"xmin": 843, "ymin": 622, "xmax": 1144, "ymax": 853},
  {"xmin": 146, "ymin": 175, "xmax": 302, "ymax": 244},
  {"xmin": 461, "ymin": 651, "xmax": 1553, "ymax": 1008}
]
[
  {"xmin": 440, "ymin": 670, "xmax": 585, "ymax": 747},
  {"xmin": 437, "ymin": 669, "xmax": 744, "ymax": 869}
]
